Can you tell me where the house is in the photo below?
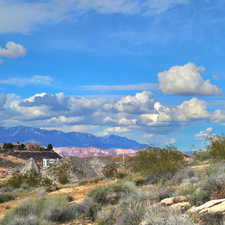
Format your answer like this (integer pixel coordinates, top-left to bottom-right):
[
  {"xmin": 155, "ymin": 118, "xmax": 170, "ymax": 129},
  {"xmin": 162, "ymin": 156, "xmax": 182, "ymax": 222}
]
[{"xmin": 42, "ymin": 158, "xmax": 60, "ymax": 169}]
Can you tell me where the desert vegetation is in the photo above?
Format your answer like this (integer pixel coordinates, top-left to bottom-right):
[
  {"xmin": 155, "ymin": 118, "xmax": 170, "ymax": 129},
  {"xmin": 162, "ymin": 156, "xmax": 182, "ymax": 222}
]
[{"xmin": 2, "ymin": 139, "xmax": 225, "ymax": 225}]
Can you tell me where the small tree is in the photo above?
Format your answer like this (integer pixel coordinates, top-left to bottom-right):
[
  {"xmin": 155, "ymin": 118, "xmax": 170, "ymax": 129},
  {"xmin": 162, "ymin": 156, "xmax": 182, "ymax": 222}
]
[
  {"xmin": 130, "ymin": 147, "xmax": 185, "ymax": 176},
  {"xmin": 19, "ymin": 144, "xmax": 26, "ymax": 151},
  {"xmin": 208, "ymin": 136, "xmax": 225, "ymax": 161},
  {"xmin": 3, "ymin": 143, "xmax": 14, "ymax": 150},
  {"xmin": 102, "ymin": 163, "xmax": 118, "ymax": 178},
  {"xmin": 47, "ymin": 144, "xmax": 53, "ymax": 151}
]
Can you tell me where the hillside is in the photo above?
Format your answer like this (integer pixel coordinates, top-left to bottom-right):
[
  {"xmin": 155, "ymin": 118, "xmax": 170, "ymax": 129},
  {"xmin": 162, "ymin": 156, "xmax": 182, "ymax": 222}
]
[
  {"xmin": 0, "ymin": 126, "xmax": 148, "ymax": 149},
  {"xmin": 54, "ymin": 147, "xmax": 137, "ymax": 157}
]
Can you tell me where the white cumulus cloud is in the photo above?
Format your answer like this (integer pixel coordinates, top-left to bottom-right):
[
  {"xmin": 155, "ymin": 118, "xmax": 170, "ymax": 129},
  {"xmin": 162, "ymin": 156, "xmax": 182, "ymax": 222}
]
[
  {"xmin": 158, "ymin": 63, "xmax": 221, "ymax": 96},
  {"xmin": 0, "ymin": 41, "xmax": 26, "ymax": 58}
]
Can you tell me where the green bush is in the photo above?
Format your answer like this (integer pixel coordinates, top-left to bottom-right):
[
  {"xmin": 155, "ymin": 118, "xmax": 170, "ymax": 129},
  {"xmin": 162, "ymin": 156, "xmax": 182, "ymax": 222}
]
[
  {"xmin": 1, "ymin": 195, "xmax": 82, "ymax": 225},
  {"xmin": 48, "ymin": 161, "xmax": 71, "ymax": 184},
  {"xmin": 185, "ymin": 162, "xmax": 225, "ymax": 205},
  {"xmin": 6, "ymin": 171, "xmax": 54, "ymax": 190},
  {"xmin": 130, "ymin": 147, "xmax": 185, "ymax": 177},
  {"xmin": 88, "ymin": 182, "xmax": 138, "ymax": 206},
  {"xmin": 0, "ymin": 193, "xmax": 15, "ymax": 203},
  {"xmin": 58, "ymin": 174, "xmax": 69, "ymax": 185},
  {"xmin": 208, "ymin": 136, "xmax": 225, "ymax": 161},
  {"xmin": 102, "ymin": 163, "xmax": 118, "ymax": 178}
]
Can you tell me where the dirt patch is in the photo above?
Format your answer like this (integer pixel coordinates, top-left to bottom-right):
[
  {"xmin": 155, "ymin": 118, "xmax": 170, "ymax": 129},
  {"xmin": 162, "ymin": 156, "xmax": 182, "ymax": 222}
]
[
  {"xmin": 50, "ymin": 180, "xmax": 116, "ymax": 203},
  {"xmin": 191, "ymin": 163, "xmax": 209, "ymax": 170}
]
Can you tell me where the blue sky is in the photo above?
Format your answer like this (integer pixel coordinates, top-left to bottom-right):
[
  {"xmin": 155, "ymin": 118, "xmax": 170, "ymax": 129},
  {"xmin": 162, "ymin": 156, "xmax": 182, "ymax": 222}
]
[{"xmin": 0, "ymin": 0, "xmax": 225, "ymax": 151}]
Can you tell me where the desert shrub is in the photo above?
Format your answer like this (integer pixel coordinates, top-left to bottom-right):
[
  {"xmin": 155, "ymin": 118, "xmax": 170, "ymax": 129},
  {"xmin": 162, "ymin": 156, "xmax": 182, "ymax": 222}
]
[
  {"xmin": 175, "ymin": 183, "xmax": 196, "ymax": 197},
  {"xmin": 1, "ymin": 195, "xmax": 81, "ymax": 225},
  {"xmin": 48, "ymin": 161, "xmax": 71, "ymax": 184},
  {"xmin": 58, "ymin": 173, "xmax": 69, "ymax": 185},
  {"xmin": 7, "ymin": 173, "xmax": 25, "ymax": 188},
  {"xmin": 114, "ymin": 199, "xmax": 149, "ymax": 225},
  {"xmin": 130, "ymin": 147, "xmax": 185, "ymax": 180},
  {"xmin": 81, "ymin": 199, "xmax": 102, "ymax": 221},
  {"xmin": 141, "ymin": 205, "xmax": 195, "ymax": 225},
  {"xmin": 97, "ymin": 198, "xmax": 194, "ymax": 225},
  {"xmin": 5, "ymin": 215, "xmax": 45, "ymax": 225},
  {"xmin": 6, "ymin": 171, "xmax": 54, "ymax": 190},
  {"xmin": 88, "ymin": 182, "xmax": 138, "ymax": 206},
  {"xmin": 84, "ymin": 181, "xmax": 148, "ymax": 222},
  {"xmin": 102, "ymin": 163, "xmax": 118, "ymax": 178},
  {"xmin": 40, "ymin": 177, "xmax": 53, "ymax": 186},
  {"xmin": 145, "ymin": 173, "xmax": 174, "ymax": 185},
  {"xmin": 145, "ymin": 185, "xmax": 174, "ymax": 202},
  {"xmin": 95, "ymin": 191, "xmax": 150, "ymax": 225},
  {"xmin": 133, "ymin": 176, "xmax": 146, "ymax": 186},
  {"xmin": 208, "ymin": 136, "xmax": 225, "ymax": 161},
  {"xmin": 0, "ymin": 193, "xmax": 15, "ymax": 203},
  {"xmin": 186, "ymin": 162, "xmax": 225, "ymax": 205},
  {"xmin": 189, "ymin": 174, "xmax": 225, "ymax": 205},
  {"xmin": 170, "ymin": 168, "xmax": 197, "ymax": 185}
]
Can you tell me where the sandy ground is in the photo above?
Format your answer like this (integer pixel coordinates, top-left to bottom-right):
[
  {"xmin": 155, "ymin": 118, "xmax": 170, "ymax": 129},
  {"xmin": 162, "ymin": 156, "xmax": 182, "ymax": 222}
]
[
  {"xmin": 49, "ymin": 180, "xmax": 115, "ymax": 203},
  {"xmin": 191, "ymin": 163, "xmax": 210, "ymax": 170}
]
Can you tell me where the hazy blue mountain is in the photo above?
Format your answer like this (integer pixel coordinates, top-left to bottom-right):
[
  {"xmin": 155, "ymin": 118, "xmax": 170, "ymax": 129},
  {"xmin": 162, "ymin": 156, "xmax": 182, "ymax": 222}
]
[{"xmin": 0, "ymin": 126, "xmax": 148, "ymax": 150}]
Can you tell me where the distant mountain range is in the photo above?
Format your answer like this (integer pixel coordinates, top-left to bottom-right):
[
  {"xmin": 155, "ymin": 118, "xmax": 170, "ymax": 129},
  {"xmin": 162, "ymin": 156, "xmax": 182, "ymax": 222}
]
[{"xmin": 0, "ymin": 126, "xmax": 148, "ymax": 150}]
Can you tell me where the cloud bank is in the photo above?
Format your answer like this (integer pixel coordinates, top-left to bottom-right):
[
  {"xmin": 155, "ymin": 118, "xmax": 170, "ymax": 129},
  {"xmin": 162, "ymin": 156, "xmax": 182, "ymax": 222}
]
[{"xmin": 0, "ymin": 91, "xmax": 223, "ymax": 137}]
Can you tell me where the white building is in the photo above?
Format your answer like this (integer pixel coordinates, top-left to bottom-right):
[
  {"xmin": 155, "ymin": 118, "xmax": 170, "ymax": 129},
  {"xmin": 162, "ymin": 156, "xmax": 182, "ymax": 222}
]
[{"xmin": 43, "ymin": 158, "xmax": 59, "ymax": 168}]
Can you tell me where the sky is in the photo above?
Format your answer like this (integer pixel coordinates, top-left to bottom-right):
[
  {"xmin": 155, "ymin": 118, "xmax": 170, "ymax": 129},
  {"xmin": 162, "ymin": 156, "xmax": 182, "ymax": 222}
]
[{"xmin": 0, "ymin": 0, "xmax": 225, "ymax": 151}]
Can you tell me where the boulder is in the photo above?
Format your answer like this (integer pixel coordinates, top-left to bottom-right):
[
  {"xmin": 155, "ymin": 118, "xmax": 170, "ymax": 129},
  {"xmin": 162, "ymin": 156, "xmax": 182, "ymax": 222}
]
[
  {"xmin": 171, "ymin": 202, "xmax": 191, "ymax": 212},
  {"xmin": 160, "ymin": 195, "xmax": 187, "ymax": 206},
  {"xmin": 188, "ymin": 198, "xmax": 225, "ymax": 225},
  {"xmin": 188, "ymin": 199, "xmax": 225, "ymax": 214}
]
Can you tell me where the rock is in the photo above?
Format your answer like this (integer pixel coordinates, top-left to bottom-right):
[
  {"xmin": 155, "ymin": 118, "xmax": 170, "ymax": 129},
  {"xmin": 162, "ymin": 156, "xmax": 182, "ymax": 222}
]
[
  {"xmin": 171, "ymin": 202, "xmax": 191, "ymax": 212},
  {"xmin": 161, "ymin": 196, "xmax": 187, "ymax": 206},
  {"xmin": 188, "ymin": 198, "xmax": 225, "ymax": 225},
  {"xmin": 188, "ymin": 198, "xmax": 225, "ymax": 214}
]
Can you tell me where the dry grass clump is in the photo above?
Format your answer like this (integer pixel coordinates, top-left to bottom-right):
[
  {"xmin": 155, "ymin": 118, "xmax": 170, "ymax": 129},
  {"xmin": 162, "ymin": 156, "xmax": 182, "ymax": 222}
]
[
  {"xmin": 141, "ymin": 206, "xmax": 195, "ymax": 225},
  {"xmin": 0, "ymin": 195, "xmax": 83, "ymax": 225}
]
